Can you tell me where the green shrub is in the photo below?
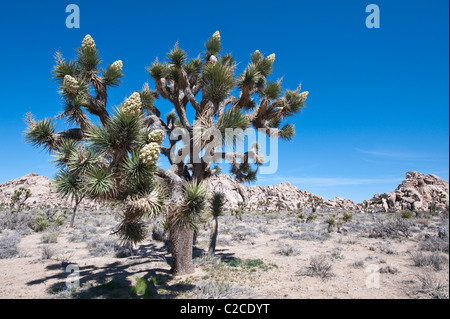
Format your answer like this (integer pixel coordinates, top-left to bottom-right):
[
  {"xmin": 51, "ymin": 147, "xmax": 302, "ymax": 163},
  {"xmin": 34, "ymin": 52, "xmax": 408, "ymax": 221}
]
[
  {"xmin": 35, "ymin": 212, "xmax": 49, "ymax": 231},
  {"xmin": 51, "ymin": 212, "xmax": 66, "ymax": 226},
  {"xmin": 306, "ymin": 214, "xmax": 317, "ymax": 223},
  {"xmin": 343, "ymin": 211, "xmax": 353, "ymax": 222},
  {"xmin": 400, "ymin": 210, "xmax": 415, "ymax": 219},
  {"xmin": 130, "ymin": 277, "xmax": 147, "ymax": 296},
  {"xmin": 326, "ymin": 217, "xmax": 336, "ymax": 226},
  {"xmin": 41, "ymin": 232, "xmax": 59, "ymax": 243},
  {"xmin": 297, "ymin": 212, "xmax": 306, "ymax": 220}
]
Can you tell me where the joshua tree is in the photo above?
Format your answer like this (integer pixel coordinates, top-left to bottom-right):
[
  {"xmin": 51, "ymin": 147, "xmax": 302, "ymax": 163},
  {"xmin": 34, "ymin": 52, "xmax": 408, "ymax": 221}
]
[
  {"xmin": 10, "ymin": 187, "xmax": 31, "ymax": 212},
  {"xmin": 24, "ymin": 35, "xmax": 166, "ymax": 242},
  {"xmin": 308, "ymin": 195, "xmax": 324, "ymax": 213},
  {"xmin": 53, "ymin": 166, "xmax": 85, "ymax": 228},
  {"xmin": 25, "ymin": 32, "xmax": 309, "ymax": 275},
  {"xmin": 430, "ymin": 189, "xmax": 447, "ymax": 215},
  {"xmin": 208, "ymin": 192, "xmax": 225, "ymax": 256}
]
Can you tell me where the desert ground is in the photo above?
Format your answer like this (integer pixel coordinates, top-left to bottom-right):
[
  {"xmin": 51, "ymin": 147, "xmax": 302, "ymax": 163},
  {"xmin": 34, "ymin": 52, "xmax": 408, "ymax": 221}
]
[{"xmin": 0, "ymin": 206, "xmax": 448, "ymax": 299}]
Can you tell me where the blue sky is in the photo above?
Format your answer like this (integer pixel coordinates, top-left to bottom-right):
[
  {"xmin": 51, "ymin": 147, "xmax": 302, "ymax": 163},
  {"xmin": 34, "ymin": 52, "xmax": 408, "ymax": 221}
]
[{"xmin": 0, "ymin": 0, "xmax": 448, "ymax": 203}]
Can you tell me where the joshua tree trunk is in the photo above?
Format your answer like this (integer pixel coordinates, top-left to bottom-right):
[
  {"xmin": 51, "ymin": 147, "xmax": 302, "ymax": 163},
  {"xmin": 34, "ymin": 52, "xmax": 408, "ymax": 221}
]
[
  {"xmin": 70, "ymin": 196, "xmax": 83, "ymax": 228},
  {"xmin": 169, "ymin": 221, "xmax": 195, "ymax": 276},
  {"xmin": 208, "ymin": 216, "xmax": 219, "ymax": 256}
]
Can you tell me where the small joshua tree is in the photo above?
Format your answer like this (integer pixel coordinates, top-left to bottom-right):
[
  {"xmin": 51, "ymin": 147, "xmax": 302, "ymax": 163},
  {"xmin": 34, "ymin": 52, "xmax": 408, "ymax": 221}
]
[
  {"xmin": 308, "ymin": 195, "xmax": 324, "ymax": 213},
  {"xmin": 10, "ymin": 187, "xmax": 31, "ymax": 212},
  {"xmin": 208, "ymin": 192, "xmax": 225, "ymax": 256},
  {"xmin": 430, "ymin": 189, "xmax": 447, "ymax": 216}
]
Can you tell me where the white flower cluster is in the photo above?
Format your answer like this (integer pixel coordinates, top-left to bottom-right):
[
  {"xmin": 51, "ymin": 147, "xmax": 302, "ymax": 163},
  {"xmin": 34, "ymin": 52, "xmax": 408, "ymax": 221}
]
[
  {"xmin": 267, "ymin": 53, "xmax": 276, "ymax": 64},
  {"xmin": 82, "ymin": 34, "xmax": 96, "ymax": 52},
  {"xmin": 251, "ymin": 143, "xmax": 265, "ymax": 165},
  {"xmin": 122, "ymin": 92, "xmax": 142, "ymax": 116},
  {"xmin": 126, "ymin": 191, "xmax": 159, "ymax": 213},
  {"xmin": 299, "ymin": 91, "xmax": 309, "ymax": 101},
  {"xmin": 139, "ymin": 142, "xmax": 161, "ymax": 166},
  {"xmin": 148, "ymin": 130, "xmax": 164, "ymax": 144},
  {"xmin": 111, "ymin": 60, "xmax": 123, "ymax": 72},
  {"xmin": 212, "ymin": 31, "xmax": 221, "ymax": 41},
  {"xmin": 63, "ymin": 75, "xmax": 79, "ymax": 94}
]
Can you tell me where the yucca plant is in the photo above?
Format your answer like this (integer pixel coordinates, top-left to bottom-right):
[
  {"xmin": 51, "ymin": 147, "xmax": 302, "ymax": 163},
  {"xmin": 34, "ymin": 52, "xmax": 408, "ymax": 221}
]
[
  {"xmin": 208, "ymin": 192, "xmax": 225, "ymax": 256},
  {"xmin": 167, "ymin": 179, "xmax": 208, "ymax": 274}
]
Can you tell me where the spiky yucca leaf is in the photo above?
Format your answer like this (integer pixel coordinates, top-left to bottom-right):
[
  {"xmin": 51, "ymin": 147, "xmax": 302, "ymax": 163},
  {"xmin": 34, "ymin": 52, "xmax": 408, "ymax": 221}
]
[
  {"xmin": 205, "ymin": 36, "xmax": 221, "ymax": 58},
  {"xmin": 115, "ymin": 218, "xmax": 148, "ymax": 246},
  {"xmin": 103, "ymin": 64, "xmax": 124, "ymax": 87},
  {"xmin": 238, "ymin": 64, "xmax": 262, "ymax": 88},
  {"xmin": 168, "ymin": 45, "xmax": 187, "ymax": 68},
  {"xmin": 147, "ymin": 61, "xmax": 167, "ymax": 80},
  {"xmin": 52, "ymin": 138, "xmax": 79, "ymax": 168},
  {"xmin": 107, "ymin": 107, "xmax": 143, "ymax": 153},
  {"xmin": 67, "ymin": 148, "xmax": 99, "ymax": 176},
  {"xmin": 263, "ymin": 81, "xmax": 282, "ymax": 99},
  {"xmin": 217, "ymin": 108, "xmax": 249, "ymax": 146},
  {"xmin": 76, "ymin": 46, "xmax": 101, "ymax": 76},
  {"xmin": 237, "ymin": 163, "xmax": 258, "ymax": 183},
  {"xmin": 125, "ymin": 188, "xmax": 164, "ymax": 219},
  {"xmin": 211, "ymin": 192, "xmax": 225, "ymax": 218},
  {"xmin": 279, "ymin": 123, "xmax": 295, "ymax": 141},
  {"xmin": 184, "ymin": 58, "xmax": 203, "ymax": 78},
  {"xmin": 257, "ymin": 56, "xmax": 274, "ymax": 77},
  {"xmin": 267, "ymin": 117, "xmax": 281, "ymax": 129},
  {"xmin": 202, "ymin": 62, "xmax": 235, "ymax": 104},
  {"xmin": 85, "ymin": 124, "xmax": 114, "ymax": 155},
  {"xmin": 53, "ymin": 60, "xmax": 78, "ymax": 84},
  {"xmin": 54, "ymin": 169, "xmax": 83, "ymax": 201},
  {"xmin": 251, "ymin": 50, "xmax": 263, "ymax": 65},
  {"xmin": 24, "ymin": 118, "xmax": 56, "ymax": 152},
  {"xmin": 140, "ymin": 90, "xmax": 159, "ymax": 114},
  {"xmin": 282, "ymin": 90, "xmax": 306, "ymax": 118},
  {"xmin": 173, "ymin": 180, "xmax": 208, "ymax": 230},
  {"xmin": 85, "ymin": 166, "xmax": 114, "ymax": 199},
  {"xmin": 121, "ymin": 152, "xmax": 156, "ymax": 194},
  {"xmin": 220, "ymin": 53, "xmax": 235, "ymax": 67}
]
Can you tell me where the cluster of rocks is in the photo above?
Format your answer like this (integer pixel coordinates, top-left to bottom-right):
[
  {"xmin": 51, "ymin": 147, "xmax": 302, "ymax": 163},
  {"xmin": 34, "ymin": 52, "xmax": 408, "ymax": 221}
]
[
  {"xmin": 206, "ymin": 174, "xmax": 323, "ymax": 210},
  {"xmin": 369, "ymin": 171, "xmax": 449, "ymax": 212},
  {"xmin": 0, "ymin": 173, "xmax": 100, "ymax": 210}
]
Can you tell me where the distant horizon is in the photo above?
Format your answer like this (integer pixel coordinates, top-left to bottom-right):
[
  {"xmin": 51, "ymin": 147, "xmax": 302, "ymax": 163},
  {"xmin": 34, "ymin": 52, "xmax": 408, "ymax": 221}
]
[{"xmin": 2, "ymin": 169, "xmax": 448, "ymax": 204}]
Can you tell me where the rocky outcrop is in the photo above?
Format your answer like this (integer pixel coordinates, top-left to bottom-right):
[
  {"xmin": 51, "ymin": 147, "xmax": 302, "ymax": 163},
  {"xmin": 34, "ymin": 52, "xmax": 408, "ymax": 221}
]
[
  {"xmin": 372, "ymin": 171, "xmax": 449, "ymax": 212},
  {"xmin": 325, "ymin": 197, "xmax": 357, "ymax": 211},
  {"xmin": 0, "ymin": 173, "xmax": 100, "ymax": 210},
  {"xmin": 206, "ymin": 174, "xmax": 322, "ymax": 211}
]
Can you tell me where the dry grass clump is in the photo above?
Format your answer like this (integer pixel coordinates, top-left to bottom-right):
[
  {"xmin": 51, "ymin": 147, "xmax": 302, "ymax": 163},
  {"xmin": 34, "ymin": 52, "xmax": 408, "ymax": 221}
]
[
  {"xmin": 301, "ymin": 255, "xmax": 334, "ymax": 279},
  {"xmin": 410, "ymin": 251, "xmax": 448, "ymax": 271},
  {"xmin": 0, "ymin": 230, "xmax": 21, "ymax": 259}
]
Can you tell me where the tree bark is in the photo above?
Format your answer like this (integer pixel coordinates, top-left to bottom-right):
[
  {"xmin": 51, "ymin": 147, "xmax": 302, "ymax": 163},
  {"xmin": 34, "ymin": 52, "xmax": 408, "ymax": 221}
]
[
  {"xmin": 208, "ymin": 217, "xmax": 218, "ymax": 257},
  {"xmin": 169, "ymin": 221, "xmax": 195, "ymax": 276},
  {"xmin": 69, "ymin": 197, "xmax": 81, "ymax": 228}
]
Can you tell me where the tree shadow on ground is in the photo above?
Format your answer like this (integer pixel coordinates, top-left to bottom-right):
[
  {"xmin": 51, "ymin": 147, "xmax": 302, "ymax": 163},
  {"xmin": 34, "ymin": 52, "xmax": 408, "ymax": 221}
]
[{"xmin": 26, "ymin": 242, "xmax": 196, "ymax": 299}]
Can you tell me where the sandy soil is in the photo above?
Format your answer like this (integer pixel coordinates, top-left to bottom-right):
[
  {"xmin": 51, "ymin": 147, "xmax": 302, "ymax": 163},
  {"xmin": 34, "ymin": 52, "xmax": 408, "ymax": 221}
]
[{"xmin": 0, "ymin": 209, "xmax": 448, "ymax": 299}]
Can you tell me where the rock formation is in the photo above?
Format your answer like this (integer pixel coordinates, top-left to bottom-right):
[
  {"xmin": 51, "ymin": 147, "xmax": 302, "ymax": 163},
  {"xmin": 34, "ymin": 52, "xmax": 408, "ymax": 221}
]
[
  {"xmin": 371, "ymin": 171, "xmax": 449, "ymax": 212},
  {"xmin": 0, "ymin": 173, "xmax": 99, "ymax": 210}
]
